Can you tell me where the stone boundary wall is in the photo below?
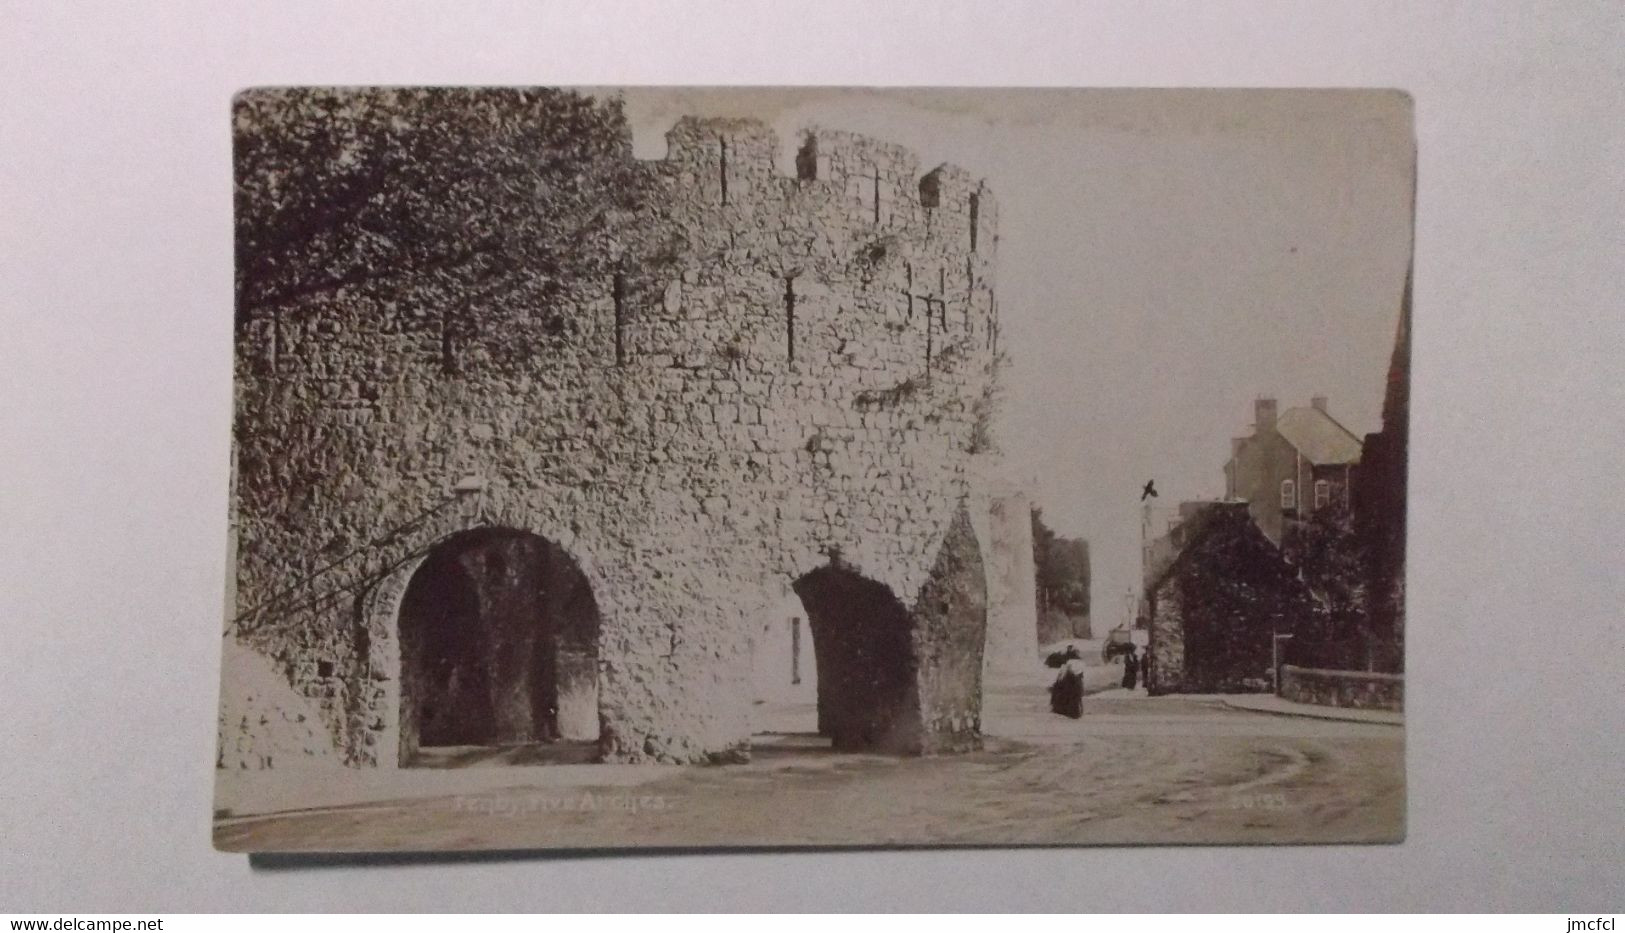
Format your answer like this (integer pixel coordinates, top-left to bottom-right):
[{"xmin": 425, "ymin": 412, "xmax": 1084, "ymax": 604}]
[{"xmin": 1279, "ymin": 665, "xmax": 1405, "ymax": 711}]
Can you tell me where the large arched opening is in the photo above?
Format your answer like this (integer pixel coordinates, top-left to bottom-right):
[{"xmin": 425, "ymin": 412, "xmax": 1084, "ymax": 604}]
[
  {"xmin": 750, "ymin": 565, "xmax": 922, "ymax": 753},
  {"xmin": 396, "ymin": 528, "xmax": 600, "ymax": 766},
  {"xmin": 753, "ymin": 508, "xmax": 992, "ymax": 755}
]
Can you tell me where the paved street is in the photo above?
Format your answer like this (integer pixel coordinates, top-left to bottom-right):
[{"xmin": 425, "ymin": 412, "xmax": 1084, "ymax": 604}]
[{"xmin": 215, "ymin": 676, "xmax": 1403, "ymax": 852}]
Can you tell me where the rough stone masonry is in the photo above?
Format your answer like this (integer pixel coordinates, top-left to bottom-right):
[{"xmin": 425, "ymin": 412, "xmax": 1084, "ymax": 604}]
[{"xmin": 222, "ymin": 91, "xmax": 1025, "ymax": 768}]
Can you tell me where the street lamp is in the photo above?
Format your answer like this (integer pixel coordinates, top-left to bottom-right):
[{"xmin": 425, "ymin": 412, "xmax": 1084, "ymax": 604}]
[{"xmin": 1272, "ymin": 632, "xmax": 1294, "ymax": 696}]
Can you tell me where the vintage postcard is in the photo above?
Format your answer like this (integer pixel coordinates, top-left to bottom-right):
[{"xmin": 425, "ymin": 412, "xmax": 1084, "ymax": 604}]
[{"xmin": 215, "ymin": 87, "xmax": 1412, "ymax": 852}]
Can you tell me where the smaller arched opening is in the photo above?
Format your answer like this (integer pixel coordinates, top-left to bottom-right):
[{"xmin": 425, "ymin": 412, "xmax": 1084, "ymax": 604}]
[
  {"xmin": 752, "ymin": 508, "xmax": 990, "ymax": 757},
  {"xmin": 396, "ymin": 528, "xmax": 601, "ymax": 767},
  {"xmin": 780, "ymin": 564, "xmax": 921, "ymax": 753}
]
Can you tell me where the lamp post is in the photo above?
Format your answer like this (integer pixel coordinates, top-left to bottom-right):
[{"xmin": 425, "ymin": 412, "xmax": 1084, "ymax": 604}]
[{"xmin": 1272, "ymin": 632, "xmax": 1294, "ymax": 696}]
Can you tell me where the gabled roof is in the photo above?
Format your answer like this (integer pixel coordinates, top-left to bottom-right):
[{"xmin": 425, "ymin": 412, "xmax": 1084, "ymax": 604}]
[
  {"xmin": 1149, "ymin": 501, "xmax": 1247, "ymax": 591},
  {"xmin": 1148, "ymin": 500, "xmax": 1306, "ymax": 598},
  {"xmin": 1275, "ymin": 406, "xmax": 1363, "ymax": 466}
]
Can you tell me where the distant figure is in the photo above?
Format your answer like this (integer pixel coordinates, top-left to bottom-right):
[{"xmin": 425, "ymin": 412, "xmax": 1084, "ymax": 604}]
[
  {"xmin": 1122, "ymin": 650, "xmax": 1139, "ymax": 690},
  {"xmin": 1050, "ymin": 655, "xmax": 1087, "ymax": 719},
  {"xmin": 1140, "ymin": 479, "xmax": 1159, "ymax": 501},
  {"xmin": 539, "ymin": 705, "xmax": 560, "ymax": 742},
  {"xmin": 1045, "ymin": 644, "xmax": 1082, "ymax": 669}
]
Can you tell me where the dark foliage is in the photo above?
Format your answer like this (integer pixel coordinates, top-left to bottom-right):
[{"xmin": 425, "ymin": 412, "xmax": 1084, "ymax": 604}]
[
  {"xmin": 1031, "ymin": 508, "xmax": 1090, "ymax": 620},
  {"xmin": 1352, "ymin": 264, "xmax": 1411, "ymax": 673},
  {"xmin": 1283, "ymin": 503, "xmax": 1373, "ymax": 670},
  {"xmin": 1158, "ymin": 506, "xmax": 1312, "ymax": 692},
  {"xmin": 233, "ymin": 87, "xmax": 649, "ymax": 330}
]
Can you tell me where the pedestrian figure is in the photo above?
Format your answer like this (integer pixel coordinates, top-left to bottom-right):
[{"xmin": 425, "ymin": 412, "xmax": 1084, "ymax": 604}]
[
  {"xmin": 1050, "ymin": 655, "xmax": 1086, "ymax": 719},
  {"xmin": 1122, "ymin": 649, "xmax": 1139, "ymax": 690},
  {"xmin": 1046, "ymin": 643, "xmax": 1082, "ymax": 669}
]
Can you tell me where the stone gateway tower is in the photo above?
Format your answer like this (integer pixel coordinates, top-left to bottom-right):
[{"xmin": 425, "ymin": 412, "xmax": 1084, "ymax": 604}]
[{"xmin": 222, "ymin": 89, "xmax": 1008, "ymax": 768}]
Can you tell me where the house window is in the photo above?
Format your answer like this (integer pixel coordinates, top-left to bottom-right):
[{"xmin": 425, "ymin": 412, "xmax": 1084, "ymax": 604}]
[
  {"xmin": 1314, "ymin": 480, "xmax": 1331, "ymax": 509},
  {"xmin": 1280, "ymin": 479, "xmax": 1296, "ymax": 510}
]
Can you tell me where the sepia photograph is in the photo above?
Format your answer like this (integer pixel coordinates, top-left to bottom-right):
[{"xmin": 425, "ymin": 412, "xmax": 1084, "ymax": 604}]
[
  {"xmin": 7, "ymin": 0, "xmax": 1625, "ymax": 918},
  {"xmin": 213, "ymin": 86, "xmax": 1414, "ymax": 852}
]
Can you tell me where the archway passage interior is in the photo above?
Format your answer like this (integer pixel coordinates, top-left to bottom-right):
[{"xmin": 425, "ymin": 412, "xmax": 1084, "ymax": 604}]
[
  {"xmin": 397, "ymin": 528, "xmax": 600, "ymax": 766},
  {"xmin": 787, "ymin": 566, "xmax": 922, "ymax": 753},
  {"xmin": 748, "ymin": 590, "xmax": 820, "ymax": 740},
  {"xmin": 755, "ymin": 508, "xmax": 991, "ymax": 755}
]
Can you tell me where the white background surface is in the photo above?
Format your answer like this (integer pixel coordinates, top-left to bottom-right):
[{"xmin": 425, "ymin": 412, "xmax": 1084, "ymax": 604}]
[{"xmin": 2, "ymin": 0, "xmax": 1622, "ymax": 912}]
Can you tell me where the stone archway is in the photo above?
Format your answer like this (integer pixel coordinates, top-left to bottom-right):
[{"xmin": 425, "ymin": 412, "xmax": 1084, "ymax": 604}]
[
  {"xmin": 773, "ymin": 505, "xmax": 989, "ymax": 756},
  {"xmin": 396, "ymin": 528, "xmax": 601, "ymax": 765},
  {"xmin": 791, "ymin": 565, "xmax": 921, "ymax": 752}
]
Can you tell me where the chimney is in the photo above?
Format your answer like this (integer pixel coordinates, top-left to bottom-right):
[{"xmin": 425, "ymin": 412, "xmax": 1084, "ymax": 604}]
[
  {"xmin": 1254, "ymin": 397, "xmax": 1278, "ymax": 431},
  {"xmin": 1311, "ymin": 395, "xmax": 1328, "ymax": 413}
]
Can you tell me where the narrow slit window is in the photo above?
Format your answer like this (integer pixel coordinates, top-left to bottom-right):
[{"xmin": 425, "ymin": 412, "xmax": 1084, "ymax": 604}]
[
  {"xmin": 612, "ymin": 273, "xmax": 627, "ymax": 366},
  {"xmin": 1280, "ymin": 479, "xmax": 1296, "ymax": 510},
  {"xmin": 965, "ymin": 258, "xmax": 975, "ymax": 329},
  {"xmin": 784, "ymin": 276, "xmax": 796, "ymax": 362},
  {"xmin": 987, "ymin": 290, "xmax": 998, "ymax": 352},
  {"xmin": 718, "ymin": 136, "xmax": 729, "ymax": 206},
  {"xmin": 903, "ymin": 262, "xmax": 914, "ymax": 320},
  {"xmin": 924, "ymin": 297, "xmax": 935, "ymax": 377},
  {"xmin": 969, "ymin": 192, "xmax": 981, "ymax": 252}
]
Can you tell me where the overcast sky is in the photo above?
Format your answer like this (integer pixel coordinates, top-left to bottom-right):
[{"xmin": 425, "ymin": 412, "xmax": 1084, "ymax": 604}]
[{"xmin": 615, "ymin": 88, "xmax": 1416, "ymax": 629}]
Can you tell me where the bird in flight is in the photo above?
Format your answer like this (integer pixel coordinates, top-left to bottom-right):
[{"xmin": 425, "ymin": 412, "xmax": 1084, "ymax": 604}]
[{"xmin": 1140, "ymin": 479, "xmax": 1158, "ymax": 501}]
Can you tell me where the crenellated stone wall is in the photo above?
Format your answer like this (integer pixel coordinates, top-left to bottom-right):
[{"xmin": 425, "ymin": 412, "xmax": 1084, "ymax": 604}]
[{"xmin": 224, "ymin": 94, "xmax": 1006, "ymax": 766}]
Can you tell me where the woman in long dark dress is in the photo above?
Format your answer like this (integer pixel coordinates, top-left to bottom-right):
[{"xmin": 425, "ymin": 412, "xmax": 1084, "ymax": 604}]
[
  {"xmin": 1050, "ymin": 657, "xmax": 1085, "ymax": 718},
  {"xmin": 1122, "ymin": 650, "xmax": 1139, "ymax": 690}
]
